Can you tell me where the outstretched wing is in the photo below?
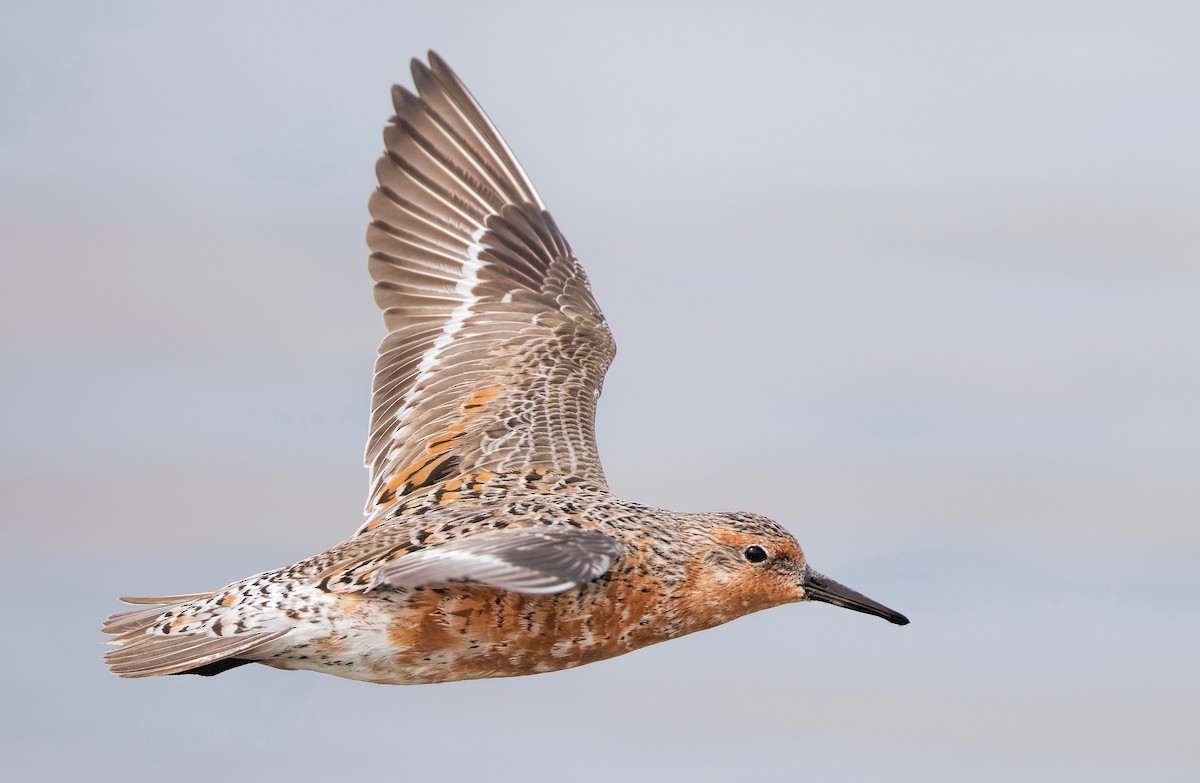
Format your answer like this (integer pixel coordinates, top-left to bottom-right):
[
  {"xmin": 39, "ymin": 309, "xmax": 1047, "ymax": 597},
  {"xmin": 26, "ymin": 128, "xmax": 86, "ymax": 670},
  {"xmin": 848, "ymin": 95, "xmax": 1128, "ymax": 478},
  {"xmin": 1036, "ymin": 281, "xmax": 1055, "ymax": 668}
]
[{"xmin": 362, "ymin": 52, "xmax": 615, "ymax": 522}]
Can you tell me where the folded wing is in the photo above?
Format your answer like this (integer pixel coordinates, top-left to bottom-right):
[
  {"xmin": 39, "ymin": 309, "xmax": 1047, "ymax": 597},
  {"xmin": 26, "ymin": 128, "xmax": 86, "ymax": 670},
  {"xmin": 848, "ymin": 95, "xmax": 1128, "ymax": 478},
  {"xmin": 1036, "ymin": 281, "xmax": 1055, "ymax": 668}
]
[{"xmin": 372, "ymin": 527, "xmax": 623, "ymax": 595}]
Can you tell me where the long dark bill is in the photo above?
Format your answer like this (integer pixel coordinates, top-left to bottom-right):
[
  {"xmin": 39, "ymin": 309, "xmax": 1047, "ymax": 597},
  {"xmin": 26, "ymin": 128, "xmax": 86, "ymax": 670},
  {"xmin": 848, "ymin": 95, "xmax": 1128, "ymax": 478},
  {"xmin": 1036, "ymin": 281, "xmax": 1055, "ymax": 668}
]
[{"xmin": 803, "ymin": 570, "xmax": 910, "ymax": 626}]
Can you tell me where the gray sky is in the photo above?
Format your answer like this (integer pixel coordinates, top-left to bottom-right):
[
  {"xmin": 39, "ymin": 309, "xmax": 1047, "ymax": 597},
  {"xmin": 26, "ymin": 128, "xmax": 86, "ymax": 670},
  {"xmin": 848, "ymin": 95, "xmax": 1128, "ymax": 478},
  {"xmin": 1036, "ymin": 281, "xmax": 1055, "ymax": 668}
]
[{"xmin": 2, "ymin": 2, "xmax": 1198, "ymax": 781}]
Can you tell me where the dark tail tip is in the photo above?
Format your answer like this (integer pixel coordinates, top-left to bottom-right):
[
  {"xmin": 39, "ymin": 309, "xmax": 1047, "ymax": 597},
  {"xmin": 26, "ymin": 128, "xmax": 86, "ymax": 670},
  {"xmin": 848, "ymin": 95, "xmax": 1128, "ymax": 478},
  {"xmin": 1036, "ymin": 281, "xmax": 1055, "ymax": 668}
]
[{"xmin": 170, "ymin": 658, "xmax": 256, "ymax": 677}]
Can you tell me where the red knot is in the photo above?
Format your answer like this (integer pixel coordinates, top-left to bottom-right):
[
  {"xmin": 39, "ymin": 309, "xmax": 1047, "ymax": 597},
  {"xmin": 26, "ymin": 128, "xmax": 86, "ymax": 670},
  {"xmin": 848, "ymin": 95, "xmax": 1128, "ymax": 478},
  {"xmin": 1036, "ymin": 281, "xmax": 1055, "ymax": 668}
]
[{"xmin": 103, "ymin": 51, "xmax": 908, "ymax": 685}]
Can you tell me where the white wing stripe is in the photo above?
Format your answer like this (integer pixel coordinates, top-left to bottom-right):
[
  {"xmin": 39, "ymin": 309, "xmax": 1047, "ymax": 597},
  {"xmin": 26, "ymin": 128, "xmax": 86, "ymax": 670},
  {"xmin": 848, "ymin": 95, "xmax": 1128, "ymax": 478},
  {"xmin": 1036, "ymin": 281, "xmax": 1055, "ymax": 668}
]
[{"xmin": 389, "ymin": 227, "xmax": 488, "ymax": 434}]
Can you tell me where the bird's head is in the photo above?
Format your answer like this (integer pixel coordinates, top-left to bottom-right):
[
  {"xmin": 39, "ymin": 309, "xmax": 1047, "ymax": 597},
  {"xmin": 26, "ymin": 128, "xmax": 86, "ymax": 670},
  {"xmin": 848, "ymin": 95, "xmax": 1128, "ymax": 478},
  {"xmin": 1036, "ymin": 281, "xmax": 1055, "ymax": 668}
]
[{"xmin": 684, "ymin": 512, "xmax": 909, "ymax": 628}]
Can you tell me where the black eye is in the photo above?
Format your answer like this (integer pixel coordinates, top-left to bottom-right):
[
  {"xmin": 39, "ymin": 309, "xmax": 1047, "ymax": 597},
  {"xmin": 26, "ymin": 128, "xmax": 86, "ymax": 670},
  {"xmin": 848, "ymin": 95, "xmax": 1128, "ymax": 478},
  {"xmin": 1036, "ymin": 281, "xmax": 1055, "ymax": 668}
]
[{"xmin": 743, "ymin": 545, "xmax": 768, "ymax": 564}]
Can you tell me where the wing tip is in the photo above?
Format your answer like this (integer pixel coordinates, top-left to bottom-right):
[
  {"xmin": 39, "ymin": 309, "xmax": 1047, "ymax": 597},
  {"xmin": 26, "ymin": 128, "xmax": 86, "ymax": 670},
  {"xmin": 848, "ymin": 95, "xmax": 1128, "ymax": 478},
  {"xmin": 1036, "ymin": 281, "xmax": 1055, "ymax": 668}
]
[{"xmin": 410, "ymin": 54, "xmax": 433, "ymax": 84}]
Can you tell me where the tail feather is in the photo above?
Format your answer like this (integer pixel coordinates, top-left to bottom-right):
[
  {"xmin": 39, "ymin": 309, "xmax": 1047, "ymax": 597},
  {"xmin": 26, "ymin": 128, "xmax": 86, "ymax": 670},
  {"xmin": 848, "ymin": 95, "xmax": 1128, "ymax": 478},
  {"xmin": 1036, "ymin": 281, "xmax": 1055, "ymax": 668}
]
[
  {"xmin": 102, "ymin": 597, "xmax": 214, "ymax": 636},
  {"xmin": 105, "ymin": 629, "xmax": 289, "ymax": 678},
  {"xmin": 102, "ymin": 593, "xmax": 288, "ymax": 678},
  {"xmin": 117, "ymin": 593, "xmax": 216, "ymax": 606}
]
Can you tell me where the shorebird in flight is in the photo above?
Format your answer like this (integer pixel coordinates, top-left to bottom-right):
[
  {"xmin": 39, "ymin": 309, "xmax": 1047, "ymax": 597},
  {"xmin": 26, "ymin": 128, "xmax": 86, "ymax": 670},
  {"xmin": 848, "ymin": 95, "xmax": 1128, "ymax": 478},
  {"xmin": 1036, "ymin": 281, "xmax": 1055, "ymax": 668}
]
[{"xmin": 103, "ymin": 52, "xmax": 908, "ymax": 684}]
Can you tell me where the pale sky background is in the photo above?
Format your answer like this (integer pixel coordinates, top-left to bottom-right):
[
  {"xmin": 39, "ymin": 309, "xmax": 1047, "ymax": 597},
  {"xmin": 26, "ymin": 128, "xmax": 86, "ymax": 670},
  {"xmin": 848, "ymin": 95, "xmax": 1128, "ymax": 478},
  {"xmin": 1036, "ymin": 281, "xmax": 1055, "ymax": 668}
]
[{"xmin": 2, "ymin": 2, "xmax": 1198, "ymax": 781}]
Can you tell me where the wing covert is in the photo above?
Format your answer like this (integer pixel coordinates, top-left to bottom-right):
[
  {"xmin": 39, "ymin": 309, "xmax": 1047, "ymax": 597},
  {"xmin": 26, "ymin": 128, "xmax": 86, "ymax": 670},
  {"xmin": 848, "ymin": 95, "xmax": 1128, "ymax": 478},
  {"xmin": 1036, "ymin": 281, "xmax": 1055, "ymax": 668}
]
[{"xmin": 372, "ymin": 528, "xmax": 623, "ymax": 595}]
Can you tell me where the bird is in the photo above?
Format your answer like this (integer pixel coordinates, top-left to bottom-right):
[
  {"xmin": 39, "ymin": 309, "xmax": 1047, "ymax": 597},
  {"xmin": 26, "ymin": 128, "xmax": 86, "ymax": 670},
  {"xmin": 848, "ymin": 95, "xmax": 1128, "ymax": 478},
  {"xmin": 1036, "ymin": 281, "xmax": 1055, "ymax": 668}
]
[{"xmin": 103, "ymin": 51, "xmax": 909, "ymax": 685}]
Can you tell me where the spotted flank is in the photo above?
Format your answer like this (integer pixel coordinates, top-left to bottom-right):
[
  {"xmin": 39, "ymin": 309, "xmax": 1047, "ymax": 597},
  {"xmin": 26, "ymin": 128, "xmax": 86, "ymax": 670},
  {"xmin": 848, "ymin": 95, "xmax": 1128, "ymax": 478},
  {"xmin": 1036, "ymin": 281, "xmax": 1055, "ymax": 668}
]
[{"xmin": 103, "ymin": 52, "xmax": 908, "ymax": 686}]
